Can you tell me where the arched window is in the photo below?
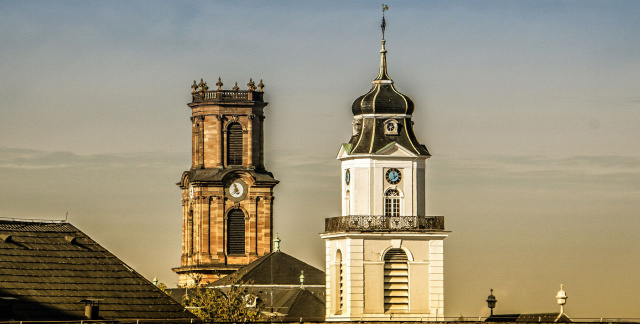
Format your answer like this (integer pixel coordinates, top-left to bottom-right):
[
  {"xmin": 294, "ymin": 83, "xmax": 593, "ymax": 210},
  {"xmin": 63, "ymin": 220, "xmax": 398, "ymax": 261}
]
[
  {"xmin": 384, "ymin": 188, "xmax": 400, "ymax": 217},
  {"xmin": 227, "ymin": 123, "xmax": 244, "ymax": 166},
  {"xmin": 383, "ymin": 248, "xmax": 409, "ymax": 313},
  {"xmin": 227, "ymin": 209, "xmax": 245, "ymax": 255}
]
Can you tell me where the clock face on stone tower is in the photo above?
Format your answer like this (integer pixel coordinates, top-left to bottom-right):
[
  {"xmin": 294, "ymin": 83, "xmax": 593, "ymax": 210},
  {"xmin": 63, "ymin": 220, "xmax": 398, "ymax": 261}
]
[
  {"xmin": 385, "ymin": 168, "xmax": 402, "ymax": 184},
  {"xmin": 226, "ymin": 178, "xmax": 248, "ymax": 202}
]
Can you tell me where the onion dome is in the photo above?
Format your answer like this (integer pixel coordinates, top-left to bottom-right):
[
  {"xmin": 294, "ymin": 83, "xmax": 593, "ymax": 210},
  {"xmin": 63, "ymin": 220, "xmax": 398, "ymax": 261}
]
[
  {"xmin": 344, "ymin": 13, "xmax": 429, "ymax": 157},
  {"xmin": 351, "ymin": 39, "xmax": 415, "ymax": 116}
]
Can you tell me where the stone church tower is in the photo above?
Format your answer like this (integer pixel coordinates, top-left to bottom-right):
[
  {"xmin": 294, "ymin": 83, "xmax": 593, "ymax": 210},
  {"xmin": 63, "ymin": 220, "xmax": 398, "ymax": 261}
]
[
  {"xmin": 173, "ymin": 78, "xmax": 278, "ymax": 286},
  {"xmin": 321, "ymin": 14, "xmax": 449, "ymax": 321}
]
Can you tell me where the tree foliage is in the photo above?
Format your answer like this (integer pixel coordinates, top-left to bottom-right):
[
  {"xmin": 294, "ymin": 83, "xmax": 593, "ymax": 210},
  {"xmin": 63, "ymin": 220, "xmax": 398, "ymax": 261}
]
[
  {"xmin": 157, "ymin": 282, "xmax": 170, "ymax": 295},
  {"xmin": 183, "ymin": 277, "xmax": 263, "ymax": 322}
]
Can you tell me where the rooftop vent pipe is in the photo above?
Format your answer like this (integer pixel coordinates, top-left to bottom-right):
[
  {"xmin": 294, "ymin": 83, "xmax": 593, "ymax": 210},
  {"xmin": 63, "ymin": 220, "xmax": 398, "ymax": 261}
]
[{"xmin": 80, "ymin": 298, "xmax": 102, "ymax": 320}]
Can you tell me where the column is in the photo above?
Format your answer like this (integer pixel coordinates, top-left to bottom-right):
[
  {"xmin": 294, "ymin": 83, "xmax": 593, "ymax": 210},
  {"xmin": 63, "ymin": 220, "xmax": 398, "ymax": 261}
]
[
  {"xmin": 247, "ymin": 114, "xmax": 254, "ymax": 168},
  {"xmin": 216, "ymin": 115, "xmax": 223, "ymax": 167},
  {"xmin": 215, "ymin": 195, "xmax": 226, "ymax": 261}
]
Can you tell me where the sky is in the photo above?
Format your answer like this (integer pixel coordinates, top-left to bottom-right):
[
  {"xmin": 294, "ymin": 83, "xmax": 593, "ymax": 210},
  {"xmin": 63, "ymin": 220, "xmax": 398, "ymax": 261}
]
[{"xmin": 1, "ymin": 0, "xmax": 640, "ymax": 319}]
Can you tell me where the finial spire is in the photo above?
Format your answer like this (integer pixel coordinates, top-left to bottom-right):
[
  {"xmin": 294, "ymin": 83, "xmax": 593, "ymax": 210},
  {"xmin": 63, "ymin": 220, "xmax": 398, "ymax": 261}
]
[
  {"xmin": 556, "ymin": 284, "xmax": 567, "ymax": 314},
  {"xmin": 273, "ymin": 234, "xmax": 281, "ymax": 252},
  {"xmin": 381, "ymin": 4, "xmax": 389, "ymax": 40},
  {"xmin": 375, "ymin": 4, "xmax": 391, "ymax": 82}
]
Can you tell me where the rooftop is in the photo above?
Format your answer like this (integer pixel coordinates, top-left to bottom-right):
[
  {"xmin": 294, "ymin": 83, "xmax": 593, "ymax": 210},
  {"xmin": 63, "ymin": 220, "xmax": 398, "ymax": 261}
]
[{"xmin": 0, "ymin": 220, "xmax": 194, "ymax": 321}]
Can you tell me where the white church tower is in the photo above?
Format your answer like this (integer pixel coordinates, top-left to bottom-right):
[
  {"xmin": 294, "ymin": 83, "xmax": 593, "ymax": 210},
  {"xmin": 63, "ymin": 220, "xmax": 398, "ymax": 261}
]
[{"xmin": 321, "ymin": 10, "xmax": 449, "ymax": 321}]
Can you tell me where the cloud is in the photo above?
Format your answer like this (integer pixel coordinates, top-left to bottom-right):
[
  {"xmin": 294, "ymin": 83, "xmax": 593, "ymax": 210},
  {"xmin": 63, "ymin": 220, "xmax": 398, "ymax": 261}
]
[
  {"xmin": 438, "ymin": 154, "xmax": 640, "ymax": 176},
  {"xmin": 0, "ymin": 147, "xmax": 187, "ymax": 170}
]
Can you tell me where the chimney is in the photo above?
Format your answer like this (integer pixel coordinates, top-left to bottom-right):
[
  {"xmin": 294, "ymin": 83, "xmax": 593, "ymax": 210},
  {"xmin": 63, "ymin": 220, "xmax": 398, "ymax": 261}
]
[{"xmin": 80, "ymin": 298, "xmax": 102, "ymax": 320}]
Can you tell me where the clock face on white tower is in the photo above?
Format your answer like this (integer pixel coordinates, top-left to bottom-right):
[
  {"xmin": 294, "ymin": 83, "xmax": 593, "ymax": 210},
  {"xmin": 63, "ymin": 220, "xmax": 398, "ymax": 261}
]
[{"xmin": 385, "ymin": 168, "xmax": 402, "ymax": 184}]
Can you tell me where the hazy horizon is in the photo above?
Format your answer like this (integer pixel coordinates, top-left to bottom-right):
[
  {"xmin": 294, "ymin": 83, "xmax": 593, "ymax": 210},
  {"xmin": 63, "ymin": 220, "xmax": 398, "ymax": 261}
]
[{"xmin": 1, "ymin": 0, "xmax": 639, "ymax": 319}]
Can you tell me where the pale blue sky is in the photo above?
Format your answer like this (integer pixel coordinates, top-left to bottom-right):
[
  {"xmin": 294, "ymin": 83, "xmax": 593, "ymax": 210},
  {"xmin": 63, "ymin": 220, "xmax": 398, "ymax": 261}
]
[{"xmin": 1, "ymin": 0, "xmax": 640, "ymax": 319}]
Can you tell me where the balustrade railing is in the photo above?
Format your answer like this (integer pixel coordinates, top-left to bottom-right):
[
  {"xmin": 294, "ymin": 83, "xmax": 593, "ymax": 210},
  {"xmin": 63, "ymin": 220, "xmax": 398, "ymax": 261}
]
[
  {"xmin": 325, "ymin": 215, "xmax": 444, "ymax": 232},
  {"xmin": 192, "ymin": 90, "xmax": 263, "ymax": 103}
]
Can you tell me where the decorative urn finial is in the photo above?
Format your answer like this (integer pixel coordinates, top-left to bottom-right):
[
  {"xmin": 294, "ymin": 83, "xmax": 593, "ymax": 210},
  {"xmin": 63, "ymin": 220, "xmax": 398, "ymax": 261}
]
[
  {"xmin": 247, "ymin": 78, "xmax": 256, "ymax": 91},
  {"xmin": 216, "ymin": 77, "xmax": 223, "ymax": 90},
  {"xmin": 258, "ymin": 79, "xmax": 265, "ymax": 92},
  {"xmin": 197, "ymin": 78, "xmax": 205, "ymax": 92}
]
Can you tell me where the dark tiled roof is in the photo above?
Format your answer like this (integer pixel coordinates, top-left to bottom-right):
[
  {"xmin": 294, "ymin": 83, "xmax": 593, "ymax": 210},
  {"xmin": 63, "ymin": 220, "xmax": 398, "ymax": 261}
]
[
  {"xmin": 346, "ymin": 36, "xmax": 429, "ymax": 157},
  {"xmin": 165, "ymin": 286, "xmax": 325, "ymax": 322},
  {"xmin": 351, "ymin": 39, "xmax": 414, "ymax": 116},
  {"xmin": 486, "ymin": 313, "xmax": 572, "ymax": 323},
  {"xmin": 351, "ymin": 83, "xmax": 415, "ymax": 116},
  {"xmin": 346, "ymin": 117, "xmax": 430, "ymax": 156},
  {"xmin": 283, "ymin": 288, "xmax": 325, "ymax": 321},
  {"xmin": 204, "ymin": 251, "xmax": 326, "ymax": 321},
  {"xmin": 179, "ymin": 168, "xmax": 278, "ymax": 189},
  {"xmin": 517, "ymin": 313, "xmax": 572, "ymax": 322},
  {"xmin": 211, "ymin": 251, "xmax": 325, "ymax": 286},
  {"xmin": 0, "ymin": 220, "xmax": 194, "ymax": 321}
]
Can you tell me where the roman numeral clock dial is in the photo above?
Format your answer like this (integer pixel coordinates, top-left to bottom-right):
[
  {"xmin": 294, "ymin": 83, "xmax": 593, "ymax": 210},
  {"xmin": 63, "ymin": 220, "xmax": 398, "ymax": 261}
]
[{"xmin": 385, "ymin": 168, "xmax": 401, "ymax": 184}]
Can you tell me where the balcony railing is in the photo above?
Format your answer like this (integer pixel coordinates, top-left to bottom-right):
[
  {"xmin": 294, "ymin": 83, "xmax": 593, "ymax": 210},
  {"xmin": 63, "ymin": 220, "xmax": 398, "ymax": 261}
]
[
  {"xmin": 325, "ymin": 215, "xmax": 445, "ymax": 233},
  {"xmin": 192, "ymin": 90, "xmax": 264, "ymax": 103}
]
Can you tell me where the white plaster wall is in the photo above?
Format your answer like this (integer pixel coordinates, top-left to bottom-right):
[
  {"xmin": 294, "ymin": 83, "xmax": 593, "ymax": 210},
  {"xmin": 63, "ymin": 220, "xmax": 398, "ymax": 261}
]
[
  {"xmin": 322, "ymin": 233, "xmax": 447, "ymax": 321},
  {"xmin": 340, "ymin": 156, "xmax": 426, "ymax": 216},
  {"xmin": 428, "ymin": 239, "xmax": 445, "ymax": 318},
  {"xmin": 324, "ymin": 236, "xmax": 366, "ymax": 320}
]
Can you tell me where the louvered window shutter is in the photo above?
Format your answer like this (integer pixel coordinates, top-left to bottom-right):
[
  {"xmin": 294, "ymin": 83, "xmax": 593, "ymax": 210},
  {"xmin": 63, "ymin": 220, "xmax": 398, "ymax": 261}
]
[
  {"xmin": 383, "ymin": 248, "xmax": 409, "ymax": 312},
  {"xmin": 226, "ymin": 209, "xmax": 245, "ymax": 254},
  {"xmin": 227, "ymin": 123, "xmax": 243, "ymax": 166}
]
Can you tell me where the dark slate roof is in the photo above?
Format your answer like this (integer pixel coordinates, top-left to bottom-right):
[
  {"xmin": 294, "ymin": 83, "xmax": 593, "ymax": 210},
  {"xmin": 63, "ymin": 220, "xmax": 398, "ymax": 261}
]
[
  {"xmin": 346, "ymin": 117, "xmax": 430, "ymax": 156},
  {"xmin": 0, "ymin": 220, "xmax": 194, "ymax": 321},
  {"xmin": 208, "ymin": 250, "xmax": 326, "ymax": 321},
  {"xmin": 516, "ymin": 313, "xmax": 572, "ymax": 322},
  {"xmin": 345, "ymin": 38, "xmax": 430, "ymax": 157},
  {"xmin": 486, "ymin": 313, "xmax": 572, "ymax": 323},
  {"xmin": 351, "ymin": 83, "xmax": 414, "ymax": 116},
  {"xmin": 179, "ymin": 168, "xmax": 278, "ymax": 189},
  {"xmin": 211, "ymin": 251, "xmax": 325, "ymax": 286},
  {"xmin": 351, "ymin": 39, "xmax": 414, "ymax": 116},
  {"xmin": 165, "ymin": 286, "xmax": 325, "ymax": 322},
  {"xmin": 276, "ymin": 287, "xmax": 325, "ymax": 321}
]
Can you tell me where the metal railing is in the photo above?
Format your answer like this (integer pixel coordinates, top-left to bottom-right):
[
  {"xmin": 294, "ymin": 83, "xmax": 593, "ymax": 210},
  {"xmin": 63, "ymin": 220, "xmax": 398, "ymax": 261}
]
[{"xmin": 325, "ymin": 215, "xmax": 445, "ymax": 232}]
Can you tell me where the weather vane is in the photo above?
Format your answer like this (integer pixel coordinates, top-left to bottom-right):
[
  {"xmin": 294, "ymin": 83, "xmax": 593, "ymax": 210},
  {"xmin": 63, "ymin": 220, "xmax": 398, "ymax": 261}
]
[{"xmin": 381, "ymin": 4, "xmax": 389, "ymax": 39}]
